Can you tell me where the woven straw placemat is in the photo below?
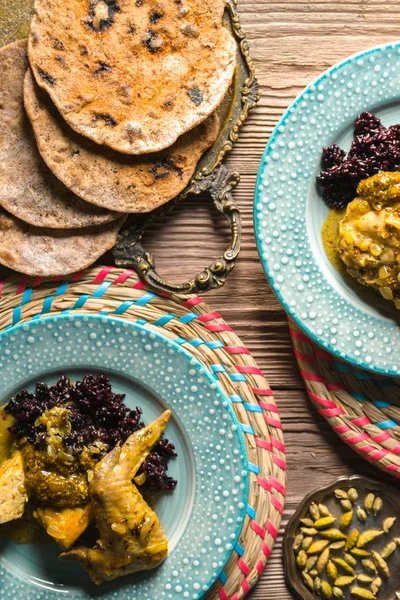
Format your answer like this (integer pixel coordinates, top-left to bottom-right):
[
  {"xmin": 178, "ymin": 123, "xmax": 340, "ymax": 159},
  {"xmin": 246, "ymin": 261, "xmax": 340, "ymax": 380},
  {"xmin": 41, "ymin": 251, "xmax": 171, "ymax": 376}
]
[
  {"xmin": 0, "ymin": 266, "xmax": 286, "ymax": 600},
  {"xmin": 289, "ymin": 318, "xmax": 400, "ymax": 479}
]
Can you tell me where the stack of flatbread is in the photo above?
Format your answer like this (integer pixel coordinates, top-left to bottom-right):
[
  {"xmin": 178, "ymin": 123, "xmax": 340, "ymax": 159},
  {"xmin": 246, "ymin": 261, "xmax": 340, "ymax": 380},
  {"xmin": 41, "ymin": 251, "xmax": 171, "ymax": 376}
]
[{"xmin": 0, "ymin": 0, "xmax": 237, "ymax": 276}]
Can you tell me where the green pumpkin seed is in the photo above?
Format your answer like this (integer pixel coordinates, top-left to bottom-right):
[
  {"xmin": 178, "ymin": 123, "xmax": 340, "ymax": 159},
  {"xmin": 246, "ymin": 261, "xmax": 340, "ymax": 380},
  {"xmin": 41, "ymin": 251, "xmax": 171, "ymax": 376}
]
[
  {"xmin": 332, "ymin": 557, "xmax": 354, "ymax": 575},
  {"xmin": 344, "ymin": 553, "xmax": 357, "ymax": 568},
  {"xmin": 321, "ymin": 580, "xmax": 333, "ymax": 599},
  {"xmin": 380, "ymin": 540, "xmax": 397, "ymax": 559},
  {"xmin": 382, "ymin": 516, "xmax": 396, "ymax": 533},
  {"xmin": 372, "ymin": 497, "xmax": 383, "ymax": 517},
  {"xmin": 327, "ymin": 560, "xmax": 338, "ymax": 582},
  {"xmin": 317, "ymin": 548, "xmax": 330, "ymax": 574},
  {"xmin": 319, "ymin": 503, "xmax": 331, "ymax": 517},
  {"xmin": 301, "ymin": 570, "xmax": 314, "ymax": 590},
  {"xmin": 350, "ymin": 548, "xmax": 370, "ymax": 558},
  {"xmin": 361, "ymin": 559, "xmax": 377, "ymax": 575},
  {"xmin": 300, "ymin": 517, "xmax": 314, "ymax": 528},
  {"xmin": 348, "ymin": 488, "xmax": 358, "ymax": 503},
  {"xmin": 333, "ymin": 576, "xmax": 356, "ymax": 587},
  {"xmin": 302, "ymin": 537, "xmax": 313, "ymax": 551},
  {"xmin": 315, "ymin": 516, "xmax": 337, "ymax": 530},
  {"xmin": 364, "ymin": 493, "xmax": 375, "ymax": 514},
  {"xmin": 310, "ymin": 502, "xmax": 321, "ymax": 521},
  {"xmin": 309, "ymin": 569, "xmax": 319, "ymax": 578},
  {"xmin": 293, "ymin": 532, "xmax": 304, "ymax": 552},
  {"xmin": 301, "ymin": 527, "xmax": 318, "ymax": 536},
  {"xmin": 307, "ymin": 539, "xmax": 330, "ymax": 555},
  {"xmin": 349, "ymin": 587, "xmax": 376, "ymax": 600},
  {"xmin": 296, "ymin": 549, "xmax": 307, "ymax": 568},
  {"xmin": 340, "ymin": 499, "xmax": 353, "ymax": 512},
  {"xmin": 330, "ymin": 541, "xmax": 346, "ymax": 550},
  {"xmin": 357, "ymin": 530, "xmax": 383, "ymax": 548},
  {"xmin": 339, "ymin": 511, "xmax": 353, "ymax": 530},
  {"xmin": 370, "ymin": 577, "xmax": 382, "ymax": 595},
  {"xmin": 345, "ymin": 530, "xmax": 360, "ymax": 551},
  {"xmin": 356, "ymin": 573, "xmax": 373, "ymax": 584},
  {"xmin": 305, "ymin": 555, "xmax": 318, "ymax": 572},
  {"xmin": 334, "ymin": 489, "xmax": 349, "ymax": 500},
  {"xmin": 314, "ymin": 576, "xmax": 322, "ymax": 593},
  {"xmin": 356, "ymin": 507, "xmax": 367, "ymax": 522},
  {"xmin": 333, "ymin": 587, "xmax": 344, "ymax": 599},
  {"xmin": 371, "ymin": 550, "xmax": 389, "ymax": 578},
  {"xmin": 320, "ymin": 529, "xmax": 347, "ymax": 542}
]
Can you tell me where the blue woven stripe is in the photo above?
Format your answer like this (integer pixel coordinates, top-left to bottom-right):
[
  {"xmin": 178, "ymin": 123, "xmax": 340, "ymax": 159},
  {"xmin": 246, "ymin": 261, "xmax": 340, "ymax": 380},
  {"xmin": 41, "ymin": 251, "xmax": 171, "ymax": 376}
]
[
  {"xmin": 229, "ymin": 373, "xmax": 246, "ymax": 382},
  {"xmin": 135, "ymin": 292, "xmax": 156, "ymax": 306},
  {"xmin": 21, "ymin": 288, "xmax": 32, "ymax": 305},
  {"xmin": 55, "ymin": 281, "xmax": 69, "ymax": 297},
  {"xmin": 73, "ymin": 294, "xmax": 90, "ymax": 309},
  {"xmin": 376, "ymin": 419, "xmax": 398, "ymax": 429},
  {"xmin": 93, "ymin": 281, "xmax": 112, "ymax": 298},
  {"xmin": 235, "ymin": 542, "xmax": 244, "ymax": 557},
  {"xmin": 248, "ymin": 462, "xmax": 260, "ymax": 474},
  {"xmin": 174, "ymin": 337, "xmax": 186, "ymax": 345},
  {"xmin": 189, "ymin": 338, "xmax": 204, "ymax": 347},
  {"xmin": 240, "ymin": 423, "xmax": 254, "ymax": 435},
  {"xmin": 219, "ymin": 571, "xmax": 228, "ymax": 585},
  {"xmin": 211, "ymin": 364, "xmax": 226, "ymax": 373},
  {"xmin": 114, "ymin": 300, "xmax": 135, "ymax": 315},
  {"xmin": 373, "ymin": 400, "xmax": 391, "ymax": 409},
  {"xmin": 243, "ymin": 403, "xmax": 263, "ymax": 413},
  {"xmin": 206, "ymin": 340, "xmax": 224, "ymax": 349},
  {"xmin": 353, "ymin": 393, "xmax": 367, "ymax": 401},
  {"xmin": 230, "ymin": 394, "xmax": 243, "ymax": 403},
  {"xmin": 153, "ymin": 314, "xmax": 176, "ymax": 326},
  {"xmin": 99, "ymin": 310, "xmax": 109, "ymax": 316},
  {"xmin": 335, "ymin": 363, "xmax": 350, "ymax": 372},
  {"xmin": 12, "ymin": 306, "xmax": 21, "ymax": 326},
  {"xmin": 42, "ymin": 295, "xmax": 54, "ymax": 315},
  {"xmin": 179, "ymin": 312, "xmax": 197, "ymax": 324},
  {"xmin": 136, "ymin": 319, "xmax": 147, "ymax": 326},
  {"xmin": 375, "ymin": 379, "xmax": 396, "ymax": 388},
  {"xmin": 354, "ymin": 371, "xmax": 370, "ymax": 380},
  {"xmin": 247, "ymin": 504, "xmax": 256, "ymax": 520}
]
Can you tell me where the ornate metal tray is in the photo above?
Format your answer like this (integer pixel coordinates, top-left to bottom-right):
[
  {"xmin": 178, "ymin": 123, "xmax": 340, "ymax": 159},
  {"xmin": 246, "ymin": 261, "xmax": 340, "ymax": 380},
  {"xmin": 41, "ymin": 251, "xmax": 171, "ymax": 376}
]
[{"xmin": 0, "ymin": 0, "xmax": 259, "ymax": 293}]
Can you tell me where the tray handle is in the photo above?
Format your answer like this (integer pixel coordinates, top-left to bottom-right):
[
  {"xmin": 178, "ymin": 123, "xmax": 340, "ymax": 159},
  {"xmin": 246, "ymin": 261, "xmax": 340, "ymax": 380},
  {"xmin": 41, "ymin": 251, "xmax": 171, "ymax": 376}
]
[{"xmin": 113, "ymin": 165, "xmax": 241, "ymax": 294}]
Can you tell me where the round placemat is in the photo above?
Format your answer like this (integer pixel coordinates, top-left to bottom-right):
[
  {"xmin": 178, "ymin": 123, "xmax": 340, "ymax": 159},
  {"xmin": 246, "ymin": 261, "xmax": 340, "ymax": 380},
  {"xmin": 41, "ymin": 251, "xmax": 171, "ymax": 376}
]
[
  {"xmin": 0, "ymin": 266, "xmax": 286, "ymax": 600},
  {"xmin": 289, "ymin": 318, "xmax": 400, "ymax": 479}
]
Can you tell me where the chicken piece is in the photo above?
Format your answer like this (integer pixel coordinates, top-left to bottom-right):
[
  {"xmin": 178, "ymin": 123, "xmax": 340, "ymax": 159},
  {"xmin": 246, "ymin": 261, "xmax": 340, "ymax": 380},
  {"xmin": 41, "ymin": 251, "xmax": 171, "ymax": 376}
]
[
  {"xmin": 338, "ymin": 172, "xmax": 400, "ymax": 307},
  {"xmin": 34, "ymin": 504, "xmax": 93, "ymax": 550},
  {"xmin": 61, "ymin": 411, "xmax": 171, "ymax": 584},
  {"xmin": 0, "ymin": 451, "xmax": 28, "ymax": 524}
]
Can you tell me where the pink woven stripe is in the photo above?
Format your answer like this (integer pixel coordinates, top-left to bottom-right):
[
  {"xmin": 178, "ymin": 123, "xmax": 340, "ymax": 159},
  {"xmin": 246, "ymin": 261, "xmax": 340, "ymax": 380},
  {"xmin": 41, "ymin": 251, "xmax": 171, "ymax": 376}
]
[
  {"xmin": 371, "ymin": 431, "xmax": 391, "ymax": 443},
  {"xmin": 256, "ymin": 559, "xmax": 264, "ymax": 575},
  {"xmin": 32, "ymin": 277, "xmax": 43, "ymax": 288},
  {"xmin": 301, "ymin": 370, "xmax": 324, "ymax": 383},
  {"xmin": 315, "ymin": 348, "xmax": 332, "ymax": 360},
  {"xmin": 241, "ymin": 579, "xmax": 250, "ymax": 596},
  {"xmin": 266, "ymin": 519, "xmax": 278, "ymax": 539},
  {"xmin": 351, "ymin": 416, "xmax": 371, "ymax": 427},
  {"xmin": 357, "ymin": 444, "xmax": 378, "ymax": 454},
  {"xmin": 390, "ymin": 443, "xmax": 400, "ymax": 455},
  {"xmin": 0, "ymin": 281, "xmax": 3, "ymax": 299},
  {"xmin": 256, "ymin": 476, "xmax": 271, "ymax": 492},
  {"xmin": 385, "ymin": 464, "xmax": 400, "ymax": 472},
  {"xmin": 272, "ymin": 454, "xmax": 287, "ymax": 470},
  {"xmin": 237, "ymin": 558, "xmax": 251, "ymax": 577},
  {"xmin": 269, "ymin": 476, "xmax": 286, "ymax": 495},
  {"xmin": 290, "ymin": 328, "xmax": 310, "ymax": 343},
  {"xmin": 225, "ymin": 346, "xmax": 251, "ymax": 355},
  {"xmin": 294, "ymin": 349, "xmax": 314, "ymax": 365},
  {"xmin": 182, "ymin": 296, "xmax": 203, "ymax": 307},
  {"xmin": 252, "ymin": 387, "xmax": 274, "ymax": 397},
  {"xmin": 308, "ymin": 391, "xmax": 337, "ymax": 409},
  {"xmin": 53, "ymin": 275, "xmax": 64, "ymax": 282},
  {"xmin": 271, "ymin": 494, "xmax": 284, "ymax": 514},
  {"xmin": 251, "ymin": 521, "xmax": 266, "ymax": 538},
  {"xmin": 345, "ymin": 432, "xmax": 369, "ymax": 444},
  {"xmin": 326, "ymin": 382, "xmax": 345, "ymax": 391},
  {"xmin": 218, "ymin": 587, "xmax": 228, "ymax": 600},
  {"xmin": 231, "ymin": 593, "xmax": 239, "ymax": 600},
  {"xmin": 333, "ymin": 424, "xmax": 351, "ymax": 434},
  {"xmin": 261, "ymin": 541, "xmax": 271, "ymax": 559},
  {"xmin": 93, "ymin": 266, "xmax": 114, "ymax": 283},
  {"xmin": 259, "ymin": 401, "xmax": 279, "ymax": 413},
  {"xmin": 319, "ymin": 407, "xmax": 345, "ymax": 417},
  {"xmin": 264, "ymin": 415, "xmax": 283, "ymax": 430},
  {"xmin": 236, "ymin": 365, "xmax": 264, "ymax": 376},
  {"xmin": 198, "ymin": 312, "xmax": 222, "ymax": 322},
  {"xmin": 16, "ymin": 275, "xmax": 28, "ymax": 295},
  {"xmin": 113, "ymin": 269, "xmax": 135, "ymax": 284},
  {"xmin": 133, "ymin": 280, "xmax": 146, "ymax": 290},
  {"xmin": 205, "ymin": 323, "xmax": 234, "ymax": 333},
  {"xmin": 255, "ymin": 437, "xmax": 272, "ymax": 451},
  {"xmin": 369, "ymin": 449, "xmax": 389, "ymax": 461},
  {"xmin": 271, "ymin": 436, "xmax": 286, "ymax": 453},
  {"xmin": 71, "ymin": 270, "xmax": 85, "ymax": 282}
]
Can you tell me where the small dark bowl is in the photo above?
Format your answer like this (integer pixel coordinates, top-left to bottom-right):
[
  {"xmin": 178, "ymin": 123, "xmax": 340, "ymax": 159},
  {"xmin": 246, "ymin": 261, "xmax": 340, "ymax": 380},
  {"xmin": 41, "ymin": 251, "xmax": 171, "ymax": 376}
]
[{"xmin": 283, "ymin": 475, "xmax": 400, "ymax": 600}]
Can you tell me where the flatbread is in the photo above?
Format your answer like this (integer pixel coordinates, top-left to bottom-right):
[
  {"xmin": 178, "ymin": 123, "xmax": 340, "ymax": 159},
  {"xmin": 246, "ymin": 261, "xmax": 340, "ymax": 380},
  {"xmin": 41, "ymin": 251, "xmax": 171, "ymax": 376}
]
[
  {"xmin": 0, "ymin": 40, "xmax": 122, "ymax": 229},
  {"xmin": 0, "ymin": 210, "xmax": 126, "ymax": 276},
  {"xmin": 24, "ymin": 70, "xmax": 220, "ymax": 213},
  {"xmin": 28, "ymin": 0, "xmax": 236, "ymax": 155}
]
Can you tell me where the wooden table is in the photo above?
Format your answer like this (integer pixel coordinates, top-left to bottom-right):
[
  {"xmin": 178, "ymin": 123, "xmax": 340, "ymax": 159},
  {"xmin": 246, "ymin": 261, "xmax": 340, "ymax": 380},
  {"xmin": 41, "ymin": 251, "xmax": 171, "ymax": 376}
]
[{"xmin": 142, "ymin": 2, "xmax": 400, "ymax": 597}]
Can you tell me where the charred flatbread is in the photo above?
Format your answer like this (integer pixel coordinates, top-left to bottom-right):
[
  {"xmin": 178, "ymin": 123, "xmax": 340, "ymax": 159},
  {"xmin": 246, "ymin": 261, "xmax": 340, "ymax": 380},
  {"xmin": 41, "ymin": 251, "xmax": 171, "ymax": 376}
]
[
  {"xmin": 24, "ymin": 70, "xmax": 219, "ymax": 213},
  {"xmin": 0, "ymin": 40, "xmax": 122, "ymax": 229},
  {"xmin": 28, "ymin": 0, "xmax": 236, "ymax": 155},
  {"xmin": 0, "ymin": 210, "xmax": 126, "ymax": 276}
]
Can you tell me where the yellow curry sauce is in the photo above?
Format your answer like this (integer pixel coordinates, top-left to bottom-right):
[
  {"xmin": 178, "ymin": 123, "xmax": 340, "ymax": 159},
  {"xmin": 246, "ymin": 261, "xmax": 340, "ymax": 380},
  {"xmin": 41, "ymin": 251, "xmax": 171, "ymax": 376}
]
[{"xmin": 321, "ymin": 208, "xmax": 346, "ymax": 274}]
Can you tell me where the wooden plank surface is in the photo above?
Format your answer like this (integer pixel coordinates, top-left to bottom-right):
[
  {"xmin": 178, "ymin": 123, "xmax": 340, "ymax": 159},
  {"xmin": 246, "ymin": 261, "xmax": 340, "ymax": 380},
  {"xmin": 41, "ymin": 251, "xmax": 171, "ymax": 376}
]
[{"xmin": 142, "ymin": 2, "xmax": 400, "ymax": 597}]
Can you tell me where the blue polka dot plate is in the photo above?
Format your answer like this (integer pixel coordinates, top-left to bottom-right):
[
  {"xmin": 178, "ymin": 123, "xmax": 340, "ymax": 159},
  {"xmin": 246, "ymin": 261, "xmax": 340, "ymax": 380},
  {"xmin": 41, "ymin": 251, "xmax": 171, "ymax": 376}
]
[
  {"xmin": 0, "ymin": 314, "xmax": 248, "ymax": 600},
  {"xmin": 255, "ymin": 41, "xmax": 400, "ymax": 376}
]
